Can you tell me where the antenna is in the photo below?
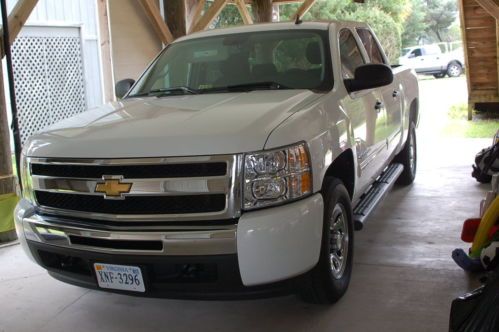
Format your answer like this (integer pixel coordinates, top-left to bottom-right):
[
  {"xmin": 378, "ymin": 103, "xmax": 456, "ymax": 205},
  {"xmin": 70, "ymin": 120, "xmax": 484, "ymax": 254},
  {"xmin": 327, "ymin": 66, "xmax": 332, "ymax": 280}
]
[{"xmin": 295, "ymin": 15, "xmax": 302, "ymax": 25}]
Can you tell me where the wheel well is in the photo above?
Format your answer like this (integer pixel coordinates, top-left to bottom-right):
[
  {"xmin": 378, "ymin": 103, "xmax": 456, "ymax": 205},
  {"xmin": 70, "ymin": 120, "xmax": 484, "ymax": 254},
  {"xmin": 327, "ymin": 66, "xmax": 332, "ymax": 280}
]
[
  {"xmin": 409, "ymin": 98, "xmax": 419, "ymax": 126},
  {"xmin": 323, "ymin": 149, "xmax": 355, "ymax": 199},
  {"xmin": 449, "ymin": 60, "xmax": 463, "ymax": 68}
]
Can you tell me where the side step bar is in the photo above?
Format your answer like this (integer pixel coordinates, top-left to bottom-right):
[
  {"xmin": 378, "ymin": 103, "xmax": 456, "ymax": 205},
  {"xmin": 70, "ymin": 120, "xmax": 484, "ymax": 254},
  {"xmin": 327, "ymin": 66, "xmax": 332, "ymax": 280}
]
[{"xmin": 353, "ymin": 163, "xmax": 404, "ymax": 231}]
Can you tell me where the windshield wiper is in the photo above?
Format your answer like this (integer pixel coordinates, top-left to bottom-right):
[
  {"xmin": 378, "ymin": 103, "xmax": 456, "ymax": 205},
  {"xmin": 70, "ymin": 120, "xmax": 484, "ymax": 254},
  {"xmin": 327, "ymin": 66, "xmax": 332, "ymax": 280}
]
[
  {"xmin": 129, "ymin": 86, "xmax": 199, "ymax": 98},
  {"xmin": 201, "ymin": 81, "xmax": 291, "ymax": 93}
]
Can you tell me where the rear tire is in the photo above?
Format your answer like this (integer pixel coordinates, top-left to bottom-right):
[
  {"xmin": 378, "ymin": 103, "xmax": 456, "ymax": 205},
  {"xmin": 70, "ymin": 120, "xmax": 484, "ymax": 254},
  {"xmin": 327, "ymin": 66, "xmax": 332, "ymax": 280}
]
[
  {"xmin": 447, "ymin": 61, "xmax": 462, "ymax": 77},
  {"xmin": 297, "ymin": 178, "xmax": 354, "ymax": 304},
  {"xmin": 394, "ymin": 123, "xmax": 417, "ymax": 185}
]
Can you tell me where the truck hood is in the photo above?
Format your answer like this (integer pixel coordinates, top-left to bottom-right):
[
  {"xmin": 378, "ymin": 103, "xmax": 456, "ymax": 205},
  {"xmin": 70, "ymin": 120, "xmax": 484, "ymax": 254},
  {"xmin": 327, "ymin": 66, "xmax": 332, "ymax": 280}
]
[{"xmin": 24, "ymin": 90, "xmax": 322, "ymax": 158}]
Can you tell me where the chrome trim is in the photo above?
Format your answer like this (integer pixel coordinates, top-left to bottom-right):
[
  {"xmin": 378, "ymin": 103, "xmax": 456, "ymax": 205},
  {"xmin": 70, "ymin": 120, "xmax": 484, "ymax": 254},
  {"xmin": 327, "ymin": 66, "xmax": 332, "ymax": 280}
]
[
  {"xmin": 23, "ymin": 213, "xmax": 237, "ymax": 256},
  {"xmin": 32, "ymin": 175, "xmax": 229, "ymax": 196},
  {"xmin": 27, "ymin": 155, "xmax": 243, "ymax": 222}
]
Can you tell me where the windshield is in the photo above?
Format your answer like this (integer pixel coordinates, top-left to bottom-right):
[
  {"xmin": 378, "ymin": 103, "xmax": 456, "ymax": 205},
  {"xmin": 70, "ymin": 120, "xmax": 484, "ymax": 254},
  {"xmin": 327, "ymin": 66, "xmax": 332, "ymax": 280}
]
[{"xmin": 128, "ymin": 30, "xmax": 332, "ymax": 97}]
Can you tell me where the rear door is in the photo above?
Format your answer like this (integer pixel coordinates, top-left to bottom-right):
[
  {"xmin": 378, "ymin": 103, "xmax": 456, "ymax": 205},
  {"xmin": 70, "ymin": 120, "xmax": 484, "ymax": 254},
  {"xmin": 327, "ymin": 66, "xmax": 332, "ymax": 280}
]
[{"xmin": 356, "ymin": 28, "xmax": 402, "ymax": 159}]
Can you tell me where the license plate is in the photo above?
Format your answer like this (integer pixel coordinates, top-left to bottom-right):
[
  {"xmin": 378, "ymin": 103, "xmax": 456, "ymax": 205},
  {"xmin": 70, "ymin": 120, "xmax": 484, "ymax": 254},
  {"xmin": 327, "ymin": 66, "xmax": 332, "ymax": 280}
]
[{"xmin": 94, "ymin": 263, "xmax": 145, "ymax": 293}]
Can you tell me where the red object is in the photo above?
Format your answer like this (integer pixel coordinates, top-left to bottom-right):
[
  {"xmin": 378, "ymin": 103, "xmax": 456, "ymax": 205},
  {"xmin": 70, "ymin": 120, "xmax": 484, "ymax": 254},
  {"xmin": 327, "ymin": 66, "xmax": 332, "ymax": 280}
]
[
  {"xmin": 489, "ymin": 225, "xmax": 499, "ymax": 240},
  {"xmin": 461, "ymin": 218, "xmax": 481, "ymax": 243}
]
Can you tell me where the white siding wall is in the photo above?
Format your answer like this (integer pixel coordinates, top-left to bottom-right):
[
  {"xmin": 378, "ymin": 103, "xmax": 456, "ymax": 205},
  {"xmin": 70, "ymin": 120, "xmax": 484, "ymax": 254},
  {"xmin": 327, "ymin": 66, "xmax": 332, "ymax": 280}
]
[{"xmin": 7, "ymin": 0, "xmax": 104, "ymax": 109}]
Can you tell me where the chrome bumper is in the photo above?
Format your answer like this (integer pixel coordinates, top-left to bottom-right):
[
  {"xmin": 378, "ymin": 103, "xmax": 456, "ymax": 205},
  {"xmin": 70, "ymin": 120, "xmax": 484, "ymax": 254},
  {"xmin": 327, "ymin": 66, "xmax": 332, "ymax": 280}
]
[{"xmin": 16, "ymin": 201, "xmax": 237, "ymax": 256}]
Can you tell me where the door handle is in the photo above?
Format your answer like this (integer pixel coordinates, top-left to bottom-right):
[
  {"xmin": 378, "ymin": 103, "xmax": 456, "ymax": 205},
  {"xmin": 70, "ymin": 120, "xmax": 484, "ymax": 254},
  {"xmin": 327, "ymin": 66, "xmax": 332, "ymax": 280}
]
[
  {"xmin": 374, "ymin": 101, "xmax": 384, "ymax": 112},
  {"xmin": 392, "ymin": 90, "xmax": 400, "ymax": 98}
]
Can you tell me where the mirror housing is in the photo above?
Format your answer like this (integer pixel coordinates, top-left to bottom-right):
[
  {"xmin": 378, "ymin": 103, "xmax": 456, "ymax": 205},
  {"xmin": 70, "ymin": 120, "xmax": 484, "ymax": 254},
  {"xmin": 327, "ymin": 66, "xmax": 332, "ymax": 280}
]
[
  {"xmin": 344, "ymin": 64, "xmax": 394, "ymax": 93},
  {"xmin": 115, "ymin": 79, "xmax": 135, "ymax": 99}
]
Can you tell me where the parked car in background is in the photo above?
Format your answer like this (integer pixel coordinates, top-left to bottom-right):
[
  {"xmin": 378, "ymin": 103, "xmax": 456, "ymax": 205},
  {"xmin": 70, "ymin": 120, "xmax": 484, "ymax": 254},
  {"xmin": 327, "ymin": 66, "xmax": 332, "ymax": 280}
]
[{"xmin": 399, "ymin": 44, "xmax": 465, "ymax": 78}]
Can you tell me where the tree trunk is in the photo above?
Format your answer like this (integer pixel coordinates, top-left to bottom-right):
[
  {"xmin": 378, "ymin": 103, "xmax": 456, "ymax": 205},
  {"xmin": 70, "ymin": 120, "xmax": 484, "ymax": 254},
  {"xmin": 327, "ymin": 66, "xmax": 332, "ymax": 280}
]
[{"xmin": 251, "ymin": 0, "xmax": 273, "ymax": 23}]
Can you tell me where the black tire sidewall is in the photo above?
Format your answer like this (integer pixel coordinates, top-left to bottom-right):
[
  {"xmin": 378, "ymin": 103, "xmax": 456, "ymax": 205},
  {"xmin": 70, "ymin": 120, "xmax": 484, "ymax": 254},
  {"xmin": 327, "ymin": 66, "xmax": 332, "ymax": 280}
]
[{"xmin": 317, "ymin": 178, "xmax": 354, "ymax": 301}]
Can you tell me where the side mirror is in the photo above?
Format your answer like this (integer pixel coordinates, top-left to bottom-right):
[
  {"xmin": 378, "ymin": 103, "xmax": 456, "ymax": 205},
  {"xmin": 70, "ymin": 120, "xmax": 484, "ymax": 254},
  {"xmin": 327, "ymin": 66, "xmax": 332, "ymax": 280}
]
[
  {"xmin": 408, "ymin": 53, "xmax": 415, "ymax": 59},
  {"xmin": 115, "ymin": 79, "xmax": 135, "ymax": 99},
  {"xmin": 344, "ymin": 64, "xmax": 393, "ymax": 93}
]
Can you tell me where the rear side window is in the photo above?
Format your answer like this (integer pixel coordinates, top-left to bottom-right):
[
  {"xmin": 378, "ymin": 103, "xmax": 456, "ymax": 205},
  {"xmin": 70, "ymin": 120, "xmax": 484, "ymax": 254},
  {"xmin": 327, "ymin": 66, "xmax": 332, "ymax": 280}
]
[
  {"xmin": 339, "ymin": 29, "xmax": 365, "ymax": 79},
  {"xmin": 356, "ymin": 29, "xmax": 385, "ymax": 64}
]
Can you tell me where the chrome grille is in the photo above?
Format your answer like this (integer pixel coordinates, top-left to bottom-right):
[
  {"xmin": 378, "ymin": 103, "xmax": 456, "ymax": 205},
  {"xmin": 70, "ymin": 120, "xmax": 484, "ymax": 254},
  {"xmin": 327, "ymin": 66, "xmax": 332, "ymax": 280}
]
[{"xmin": 28, "ymin": 156, "xmax": 242, "ymax": 222}]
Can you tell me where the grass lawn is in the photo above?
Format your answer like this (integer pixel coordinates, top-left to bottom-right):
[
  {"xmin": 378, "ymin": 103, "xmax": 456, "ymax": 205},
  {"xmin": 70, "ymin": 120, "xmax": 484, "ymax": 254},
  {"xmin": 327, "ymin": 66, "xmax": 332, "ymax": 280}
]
[{"xmin": 443, "ymin": 104, "xmax": 498, "ymax": 138}]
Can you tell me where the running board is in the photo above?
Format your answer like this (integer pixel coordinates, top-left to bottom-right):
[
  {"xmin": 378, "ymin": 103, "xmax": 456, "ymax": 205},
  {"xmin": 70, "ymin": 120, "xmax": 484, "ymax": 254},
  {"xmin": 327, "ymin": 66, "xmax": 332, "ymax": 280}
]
[{"xmin": 353, "ymin": 163, "xmax": 404, "ymax": 231}]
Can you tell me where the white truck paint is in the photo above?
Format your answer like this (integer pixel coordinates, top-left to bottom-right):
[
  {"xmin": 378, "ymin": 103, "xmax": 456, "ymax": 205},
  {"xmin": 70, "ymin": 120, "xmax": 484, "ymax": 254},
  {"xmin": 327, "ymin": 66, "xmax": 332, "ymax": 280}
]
[{"xmin": 15, "ymin": 21, "xmax": 419, "ymax": 302}]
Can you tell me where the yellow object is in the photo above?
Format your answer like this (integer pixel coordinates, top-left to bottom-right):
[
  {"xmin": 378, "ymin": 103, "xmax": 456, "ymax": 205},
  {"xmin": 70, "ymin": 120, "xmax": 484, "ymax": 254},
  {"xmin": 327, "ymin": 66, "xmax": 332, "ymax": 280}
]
[
  {"xmin": 0, "ymin": 193, "xmax": 19, "ymax": 233},
  {"xmin": 470, "ymin": 196, "xmax": 499, "ymax": 258}
]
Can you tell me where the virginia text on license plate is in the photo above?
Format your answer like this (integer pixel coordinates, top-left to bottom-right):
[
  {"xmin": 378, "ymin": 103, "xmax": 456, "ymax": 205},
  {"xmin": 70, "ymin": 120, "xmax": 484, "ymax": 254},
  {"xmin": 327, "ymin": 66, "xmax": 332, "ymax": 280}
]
[{"xmin": 94, "ymin": 263, "xmax": 145, "ymax": 292}]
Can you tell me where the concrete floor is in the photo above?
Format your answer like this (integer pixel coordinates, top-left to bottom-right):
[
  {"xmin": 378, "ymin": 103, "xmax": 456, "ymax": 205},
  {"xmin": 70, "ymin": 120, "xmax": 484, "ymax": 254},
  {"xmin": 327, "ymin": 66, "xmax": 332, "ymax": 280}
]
[{"xmin": 0, "ymin": 77, "xmax": 494, "ymax": 332}]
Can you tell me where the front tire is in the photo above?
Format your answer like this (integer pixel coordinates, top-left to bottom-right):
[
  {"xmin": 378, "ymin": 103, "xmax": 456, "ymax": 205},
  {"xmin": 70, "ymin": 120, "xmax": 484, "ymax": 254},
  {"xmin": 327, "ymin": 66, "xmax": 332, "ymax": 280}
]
[
  {"xmin": 297, "ymin": 178, "xmax": 354, "ymax": 304},
  {"xmin": 394, "ymin": 123, "xmax": 417, "ymax": 185},
  {"xmin": 447, "ymin": 61, "xmax": 463, "ymax": 77}
]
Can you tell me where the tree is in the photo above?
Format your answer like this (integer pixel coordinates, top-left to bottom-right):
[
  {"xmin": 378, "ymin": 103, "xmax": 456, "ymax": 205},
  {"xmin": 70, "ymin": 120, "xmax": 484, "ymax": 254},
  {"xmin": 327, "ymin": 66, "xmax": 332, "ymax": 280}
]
[
  {"xmin": 424, "ymin": 0, "xmax": 458, "ymax": 42},
  {"xmin": 402, "ymin": 0, "xmax": 428, "ymax": 47}
]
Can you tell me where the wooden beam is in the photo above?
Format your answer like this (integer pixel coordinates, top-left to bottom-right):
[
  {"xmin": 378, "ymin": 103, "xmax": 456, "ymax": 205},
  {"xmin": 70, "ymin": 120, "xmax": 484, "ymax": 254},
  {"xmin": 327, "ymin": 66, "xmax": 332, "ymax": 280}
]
[
  {"xmin": 0, "ymin": 62, "xmax": 14, "ymax": 196},
  {"xmin": 0, "ymin": 0, "xmax": 39, "ymax": 57},
  {"xmin": 188, "ymin": 0, "xmax": 206, "ymax": 33},
  {"xmin": 97, "ymin": 0, "xmax": 115, "ymax": 103},
  {"xmin": 139, "ymin": 0, "xmax": 174, "ymax": 44},
  {"xmin": 235, "ymin": 0, "xmax": 253, "ymax": 24},
  {"xmin": 191, "ymin": 0, "xmax": 227, "ymax": 33},
  {"xmin": 476, "ymin": 0, "xmax": 499, "ymax": 20},
  {"xmin": 293, "ymin": 0, "xmax": 316, "ymax": 20}
]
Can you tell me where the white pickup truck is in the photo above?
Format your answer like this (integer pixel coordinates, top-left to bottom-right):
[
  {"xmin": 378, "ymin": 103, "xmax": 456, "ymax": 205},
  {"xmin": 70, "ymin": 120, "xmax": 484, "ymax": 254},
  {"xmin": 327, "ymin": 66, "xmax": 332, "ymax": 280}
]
[
  {"xmin": 399, "ymin": 44, "xmax": 465, "ymax": 78},
  {"xmin": 15, "ymin": 21, "xmax": 418, "ymax": 304}
]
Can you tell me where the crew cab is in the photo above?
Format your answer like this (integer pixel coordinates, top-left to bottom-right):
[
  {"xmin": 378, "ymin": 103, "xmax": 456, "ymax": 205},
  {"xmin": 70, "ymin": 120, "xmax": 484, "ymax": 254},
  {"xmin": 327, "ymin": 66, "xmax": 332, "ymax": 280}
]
[
  {"xmin": 399, "ymin": 44, "xmax": 464, "ymax": 78},
  {"xmin": 15, "ymin": 21, "xmax": 419, "ymax": 304}
]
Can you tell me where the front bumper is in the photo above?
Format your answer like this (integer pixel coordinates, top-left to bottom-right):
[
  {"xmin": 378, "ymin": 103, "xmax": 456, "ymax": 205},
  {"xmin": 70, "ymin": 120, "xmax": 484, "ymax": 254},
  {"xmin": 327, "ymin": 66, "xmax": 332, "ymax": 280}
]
[{"xmin": 15, "ymin": 194, "xmax": 324, "ymax": 297}]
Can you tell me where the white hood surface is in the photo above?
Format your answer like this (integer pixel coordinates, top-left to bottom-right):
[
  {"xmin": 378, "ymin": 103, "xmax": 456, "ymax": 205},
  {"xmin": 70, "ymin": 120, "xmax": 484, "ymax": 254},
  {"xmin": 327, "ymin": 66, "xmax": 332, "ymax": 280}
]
[{"xmin": 24, "ymin": 90, "xmax": 321, "ymax": 158}]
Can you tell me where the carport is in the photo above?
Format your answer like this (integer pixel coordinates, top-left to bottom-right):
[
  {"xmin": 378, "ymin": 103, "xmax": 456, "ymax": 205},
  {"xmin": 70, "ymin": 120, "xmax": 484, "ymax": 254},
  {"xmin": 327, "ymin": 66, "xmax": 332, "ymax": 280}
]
[{"xmin": 0, "ymin": 1, "xmax": 497, "ymax": 331}]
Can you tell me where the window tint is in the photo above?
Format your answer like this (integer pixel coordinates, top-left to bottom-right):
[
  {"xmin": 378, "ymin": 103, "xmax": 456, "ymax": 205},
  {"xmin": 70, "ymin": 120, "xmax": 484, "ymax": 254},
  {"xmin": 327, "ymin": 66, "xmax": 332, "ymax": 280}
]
[
  {"xmin": 357, "ymin": 29, "xmax": 385, "ymax": 64},
  {"xmin": 339, "ymin": 29, "xmax": 365, "ymax": 79},
  {"xmin": 411, "ymin": 49, "xmax": 422, "ymax": 57}
]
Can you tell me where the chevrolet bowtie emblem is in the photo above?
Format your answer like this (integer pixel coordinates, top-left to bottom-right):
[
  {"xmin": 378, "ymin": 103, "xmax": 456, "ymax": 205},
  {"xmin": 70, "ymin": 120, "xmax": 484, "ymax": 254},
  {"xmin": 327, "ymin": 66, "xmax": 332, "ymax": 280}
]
[{"xmin": 95, "ymin": 176, "xmax": 132, "ymax": 199}]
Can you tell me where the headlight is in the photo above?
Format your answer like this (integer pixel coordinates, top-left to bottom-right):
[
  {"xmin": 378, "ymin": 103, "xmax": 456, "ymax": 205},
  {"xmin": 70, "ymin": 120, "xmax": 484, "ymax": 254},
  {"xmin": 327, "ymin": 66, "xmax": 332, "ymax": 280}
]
[
  {"xmin": 243, "ymin": 142, "xmax": 312, "ymax": 210},
  {"xmin": 20, "ymin": 154, "xmax": 34, "ymax": 203}
]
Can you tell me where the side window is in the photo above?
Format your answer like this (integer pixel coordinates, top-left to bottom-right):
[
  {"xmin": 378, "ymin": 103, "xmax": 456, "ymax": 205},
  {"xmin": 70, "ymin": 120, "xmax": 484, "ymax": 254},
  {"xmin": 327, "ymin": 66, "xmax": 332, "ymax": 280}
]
[
  {"xmin": 356, "ymin": 29, "xmax": 385, "ymax": 64},
  {"xmin": 339, "ymin": 29, "xmax": 365, "ymax": 79},
  {"xmin": 412, "ymin": 49, "xmax": 422, "ymax": 57}
]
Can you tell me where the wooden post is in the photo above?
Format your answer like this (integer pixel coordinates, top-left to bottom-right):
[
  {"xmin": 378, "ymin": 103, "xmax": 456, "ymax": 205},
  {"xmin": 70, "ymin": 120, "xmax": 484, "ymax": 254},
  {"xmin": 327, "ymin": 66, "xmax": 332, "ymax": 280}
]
[
  {"xmin": 97, "ymin": 0, "xmax": 115, "ymax": 103},
  {"xmin": 0, "ymin": 63, "xmax": 14, "ymax": 196},
  {"xmin": 139, "ymin": 0, "xmax": 174, "ymax": 44},
  {"xmin": 251, "ymin": 0, "xmax": 272, "ymax": 22},
  {"xmin": 458, "ymin": 0, "xmax": 473, "ymax": 120},
  {"xmin": 164, "ymin": 0, "xmax": 186, "ymax": 38},
  {"xmin": 0, "ymin": 0, "xmax": 39, "ymax": 195}
]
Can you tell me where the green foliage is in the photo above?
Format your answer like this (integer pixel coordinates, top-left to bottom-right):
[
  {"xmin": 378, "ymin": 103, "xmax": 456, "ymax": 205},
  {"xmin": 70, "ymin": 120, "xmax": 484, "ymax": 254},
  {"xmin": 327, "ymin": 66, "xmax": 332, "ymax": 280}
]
[
  {"xmin": 280, "ymin": 0, "xmax": 405, "ymax": 62},
  {"xmin": 424, "ymin": 0, "xmax": 458, "ymax": 42},
  {"xmin": 213, "ymin": 0, "xmax": 460, "ymax": 61}
]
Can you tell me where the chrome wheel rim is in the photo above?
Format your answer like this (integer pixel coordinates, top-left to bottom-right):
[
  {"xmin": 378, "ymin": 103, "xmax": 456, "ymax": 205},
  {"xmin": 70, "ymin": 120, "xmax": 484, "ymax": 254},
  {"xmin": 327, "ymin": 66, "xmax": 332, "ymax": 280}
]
[
  {"xmin": 409, "ymin": 130, "xmax": 416, "ymax": 176},
  {"xmin": 330, "ymin": 204, "xmax": 349, "ymax": 279},
  {"xmin": 448, "ymin": 65, "xmax": 460, "ymax": 77}
]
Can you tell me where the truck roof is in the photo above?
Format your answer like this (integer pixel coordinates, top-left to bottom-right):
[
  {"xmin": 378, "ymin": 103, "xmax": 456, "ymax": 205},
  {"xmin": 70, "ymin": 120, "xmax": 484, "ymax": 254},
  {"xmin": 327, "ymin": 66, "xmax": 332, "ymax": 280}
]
[{"xmin": 175, "ymin": 21, "xmax": 370, "ymax": 43}]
